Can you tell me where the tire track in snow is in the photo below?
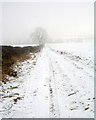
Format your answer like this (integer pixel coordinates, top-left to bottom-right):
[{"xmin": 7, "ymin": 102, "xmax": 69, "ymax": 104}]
[
  {"xmin": 47, "ymin": 48, "xmax": 76, "ymax": 117},
  {"xmin": 46, "ymin": 52, "xmax": 60, "ymax": 118},
  {"xmin": 47, "ymin": 48, "xmax": 80, "ymax": 117}
]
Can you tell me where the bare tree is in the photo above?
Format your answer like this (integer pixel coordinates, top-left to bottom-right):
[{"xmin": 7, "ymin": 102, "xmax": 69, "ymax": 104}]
[{"xmin": 31, "ymin": 27, "xmax": 48, "ymax": 45}]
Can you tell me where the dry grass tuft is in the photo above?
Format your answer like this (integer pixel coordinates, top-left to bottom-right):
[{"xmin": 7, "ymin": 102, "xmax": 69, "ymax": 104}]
[{"xmin": 1, "ymin": 45, "xmax": 43, "ymax": 83}]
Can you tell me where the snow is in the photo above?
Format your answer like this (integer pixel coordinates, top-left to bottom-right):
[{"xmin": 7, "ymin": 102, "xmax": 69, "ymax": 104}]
[
  {"xmin": 0, "ymin": 42, "xmax": 94, "ymax": 119},
  {"xmin": 12, "ymin": 44, "xmax": 40, "ymax": 47}
]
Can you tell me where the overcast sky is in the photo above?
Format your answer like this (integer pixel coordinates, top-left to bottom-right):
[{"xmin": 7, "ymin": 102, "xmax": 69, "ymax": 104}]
[{"xmin": 1, "ymin": 1, "xmax": 94, "ymax": 44}]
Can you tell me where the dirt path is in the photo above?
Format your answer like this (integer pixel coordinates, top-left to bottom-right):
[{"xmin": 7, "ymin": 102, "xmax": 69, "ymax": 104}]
[{"xmin": 0, "ymin": 44, "xmax": 94, "ymax": 119}]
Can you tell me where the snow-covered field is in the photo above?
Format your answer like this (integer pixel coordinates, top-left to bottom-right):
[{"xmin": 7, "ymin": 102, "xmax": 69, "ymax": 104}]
[{"xmin": 0, "ymin": 43, "xmax": 94, "ymax": 118}]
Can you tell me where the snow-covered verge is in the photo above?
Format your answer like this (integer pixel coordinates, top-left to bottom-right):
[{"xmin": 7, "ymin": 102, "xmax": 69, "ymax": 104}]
[
  {"xmin": 0, "ymin": 52, "xmax": 41, "ymax": 119},
  {"xmin": 0, "ymin": 43, "xmax": 94, "ymax": 119}
]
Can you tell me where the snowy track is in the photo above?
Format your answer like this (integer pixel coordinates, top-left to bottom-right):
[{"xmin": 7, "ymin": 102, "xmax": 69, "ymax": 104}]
[{"xmin": 1, "ymin": 43, "xmax": 94, "ymax": 118}]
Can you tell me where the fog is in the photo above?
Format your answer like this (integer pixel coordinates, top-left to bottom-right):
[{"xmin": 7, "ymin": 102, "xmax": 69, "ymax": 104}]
[{"xmin": 1, "ymin": 2, "xmax": 94, "ymax": 45}]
